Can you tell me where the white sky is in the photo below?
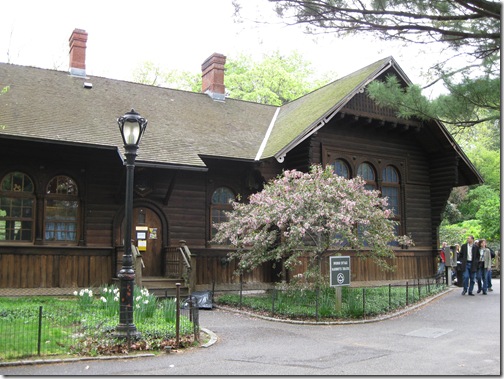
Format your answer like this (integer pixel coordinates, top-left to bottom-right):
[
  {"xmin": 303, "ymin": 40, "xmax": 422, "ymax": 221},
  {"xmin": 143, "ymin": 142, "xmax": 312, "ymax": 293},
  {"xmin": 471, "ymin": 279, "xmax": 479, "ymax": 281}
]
[{"xmin": 1, "ymin": 0, "xmax": 448, "ymax": 96}]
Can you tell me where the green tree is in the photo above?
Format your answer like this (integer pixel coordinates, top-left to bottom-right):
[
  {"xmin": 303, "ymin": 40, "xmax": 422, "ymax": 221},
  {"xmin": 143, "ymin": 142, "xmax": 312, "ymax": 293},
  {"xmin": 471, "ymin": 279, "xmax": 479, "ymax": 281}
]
[
  {"xmin": 466, "ymin": 147, "xmax": 500, "ymax": 191},
  {"xmin": 132, "ymin": 51, "xmax": 333, "ymax": 105},
  {"xmin": 225, "ymin": 51, "xmax": 331, "ymax": 105},
  {"xmin": 476, "ymin": 196, "xmax": 500, "ymax": 242},
  {"xmin": 251, "ymin": 0, "xmax": 500, "ymax": 128},
  {"xmin": 439, "ymin": 120, "xmax": 500, "ymax": 244},
  {"xmin": 440, "ymin": 220, "xmax": 481, "ymax": 246},
  {"xmin": 366, "ymin": 75, "xmax": 500, "ymax": 128},
  {"xmin": 132, "ymin": 61, "xmax": 201, "ymax": 92}
]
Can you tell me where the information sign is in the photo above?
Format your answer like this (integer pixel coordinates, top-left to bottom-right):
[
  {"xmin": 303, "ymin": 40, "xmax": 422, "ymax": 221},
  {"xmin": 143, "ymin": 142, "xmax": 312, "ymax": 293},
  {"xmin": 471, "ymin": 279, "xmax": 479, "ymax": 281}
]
[{"xmin": 330, "ymin": 256, "xmax": 351, "ymax": 286}]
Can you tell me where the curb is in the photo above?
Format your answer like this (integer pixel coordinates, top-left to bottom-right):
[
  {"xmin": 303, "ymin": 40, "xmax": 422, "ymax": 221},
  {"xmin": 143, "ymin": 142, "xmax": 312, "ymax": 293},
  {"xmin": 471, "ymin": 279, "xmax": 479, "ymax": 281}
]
[
  {"xmin": 200, "ymin": 327, "xmax": 218, "ymax": 348},
  {"xmin": 0, "ymin": 353, "xmax": 156, "ymax": 367},
  {"xmin": 214, "ymin": 287, "xmax": 454, "ymax": 325}
]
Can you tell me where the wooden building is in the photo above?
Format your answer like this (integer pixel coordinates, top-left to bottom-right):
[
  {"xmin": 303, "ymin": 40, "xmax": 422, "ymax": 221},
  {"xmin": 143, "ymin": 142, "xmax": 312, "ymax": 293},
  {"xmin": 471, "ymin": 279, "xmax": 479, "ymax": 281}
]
[{"xmin": 0, "ymin": 29, "xmax": 482, "ymax": 292}]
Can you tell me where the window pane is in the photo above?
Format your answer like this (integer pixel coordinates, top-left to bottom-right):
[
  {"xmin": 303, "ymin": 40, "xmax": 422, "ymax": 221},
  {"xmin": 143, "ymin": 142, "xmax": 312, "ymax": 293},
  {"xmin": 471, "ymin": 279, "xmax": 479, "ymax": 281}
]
[
  {"xmin": 382, "ymin": 186, "xmax": 399, "ymax": 215},
  {"xmin": 331, "ymin": 160, "xmax": 349, "ymax": 178},
  {"xmin": 47, "ymin": 176, "xmax": 78, "ymax": 195},
  {"xmin": 0, "ymin": 172, "xmax": 34, "ymax": 242},
  {"xmin": 383, "ymin": 166, "xmax": 399, "ymax": 183},
  {"xmin": 211, "ymin": 187, "xmax": 234, "ymax": 241},
  {"xmin": 1, "ymin": 172, "xmax": 34, "ymax": 193},
  {"xmin": 212, "ymin": 187, "xmax": 234, "ymax": 204},
  {"xmin": 357, "ymin": 163, "xmax": 375, "ymax": 181},
  {"xmin": 45, "ymin": 199, "xmax": 79, "ymax": 241}
]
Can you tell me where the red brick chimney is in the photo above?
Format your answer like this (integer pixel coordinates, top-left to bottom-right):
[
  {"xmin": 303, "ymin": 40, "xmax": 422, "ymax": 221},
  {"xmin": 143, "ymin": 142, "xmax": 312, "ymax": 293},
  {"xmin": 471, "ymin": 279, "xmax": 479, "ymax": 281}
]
[
  {"xmin": 201, "ymin": 53, "xmax": 226, "ymax": 101},
  {"xmin": 69, "ymin": 28, "xmax": 88, "ymax": 77}
]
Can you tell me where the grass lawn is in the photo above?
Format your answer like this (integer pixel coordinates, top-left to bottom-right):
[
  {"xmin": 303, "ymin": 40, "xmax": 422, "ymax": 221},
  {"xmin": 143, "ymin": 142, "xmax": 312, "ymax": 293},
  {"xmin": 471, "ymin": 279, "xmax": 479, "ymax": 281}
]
[{"xmin": 0, "ymin": 287, "xmax": 197, "ymax": 361}]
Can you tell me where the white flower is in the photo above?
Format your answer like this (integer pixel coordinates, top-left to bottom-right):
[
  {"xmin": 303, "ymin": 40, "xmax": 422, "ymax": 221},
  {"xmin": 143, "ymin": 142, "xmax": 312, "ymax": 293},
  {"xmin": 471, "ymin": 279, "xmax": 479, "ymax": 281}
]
[
  {"xmin": 73, "ymin": 291, "xmax": 78, "ymax": 296},
  {"xmin": 100, "ymin": 296, "xmax": 107, "ymax": 303}
]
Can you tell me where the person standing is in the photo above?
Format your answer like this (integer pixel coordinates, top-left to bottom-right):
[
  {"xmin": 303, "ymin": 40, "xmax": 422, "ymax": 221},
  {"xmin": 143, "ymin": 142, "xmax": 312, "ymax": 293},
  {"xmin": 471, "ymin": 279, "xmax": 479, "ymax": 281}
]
[
  {"xmin": 487, "ymin": 247, "xmax": 495, "ymax": 291},
  {"xmin": 459, "ymin": 235, "xmax": 480, "ymax": 296},
  {"xmin": 437, "ymin": 242, "xmax": 447, "ymax": 280},
  {"xmin": 478, "ymin": 239, "xmax": 492, "ymax": 295}
]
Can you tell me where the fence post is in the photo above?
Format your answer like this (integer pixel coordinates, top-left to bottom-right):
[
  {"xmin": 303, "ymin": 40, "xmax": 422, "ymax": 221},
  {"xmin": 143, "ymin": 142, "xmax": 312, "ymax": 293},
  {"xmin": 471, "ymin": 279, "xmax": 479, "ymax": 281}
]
[
  {"xmin": 192, "ymin": 298, "xmax": 200, "ymax": 343},
  {"xmin": 176, "ymin": 283, "xmax": 180, "ymax": 348},
  {"xmin": 362, "ymin": 288, "xmax": 366, "ymax": 318},
  {"xmin": 271, "ymin": 288, "xmax": 276, "ymax": 316},
  {"xmin": 388, "ymin": 284, "xmax": 391, "ymax": 311},
  {"xmin": 239, "ymin": 272, "xmax": 243, "ymax": 309},
  {"xmin": 406, "ymin": 282, "xmax": 409, "ymax": 306},
  {"xmin": 37, "ymin": 306, "xmax": 43, "ymax": 356},
  {"xmin": 418, "ymin": 279, "xmax": 421, "ymax": 299}
]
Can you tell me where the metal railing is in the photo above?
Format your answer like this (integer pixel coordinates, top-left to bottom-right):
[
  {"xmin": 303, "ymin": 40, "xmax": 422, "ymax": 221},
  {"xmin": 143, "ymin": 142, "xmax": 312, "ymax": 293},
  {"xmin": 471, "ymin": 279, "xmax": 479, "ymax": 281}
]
[
  {"xmin": 215, "ymin": 277, "xmax": 447, "ymax": 321},
  {"xmin": 0, "ymin": 289, "xmax": 200, "ymax": 361}
]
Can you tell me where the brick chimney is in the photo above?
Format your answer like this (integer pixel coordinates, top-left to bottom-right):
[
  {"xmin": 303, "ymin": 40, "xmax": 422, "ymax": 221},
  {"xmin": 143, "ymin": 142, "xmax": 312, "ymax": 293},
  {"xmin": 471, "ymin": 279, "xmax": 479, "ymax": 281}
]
[
  {"xmin": 201, "ymin": 53, "xmax": 226, "ymax": 101},
  {"xmin": 69, "ymin": 28, "xmax": 88, "ymax": 77}
]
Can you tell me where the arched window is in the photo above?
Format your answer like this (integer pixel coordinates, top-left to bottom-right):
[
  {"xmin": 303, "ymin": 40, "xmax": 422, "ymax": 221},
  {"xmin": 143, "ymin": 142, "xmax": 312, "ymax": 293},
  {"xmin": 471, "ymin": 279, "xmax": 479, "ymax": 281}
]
[
  {"xmin": 382, "ymin": 166, "xmax": 401, "ymax": 243},
  {"xmin": 382, "ymin": 166, "xmax": 400, "ymax": 216},
  {"xmin": 210, "ymin": 187, "xmax": 235, "ymax": 240},
  {"xmin": 331, "ymin": 159, "xmax": 350, "ymax": 179},
  {"xmin": 0, "ymin": 172, "xmax": 35, "ymax": 241},
  {"xmin": 357, "ymin": 162, "xmax": 376, "ymax": 190},
  {"xmin": 45, "ymin": 175, "xmax": 80, "ymax": 242}
]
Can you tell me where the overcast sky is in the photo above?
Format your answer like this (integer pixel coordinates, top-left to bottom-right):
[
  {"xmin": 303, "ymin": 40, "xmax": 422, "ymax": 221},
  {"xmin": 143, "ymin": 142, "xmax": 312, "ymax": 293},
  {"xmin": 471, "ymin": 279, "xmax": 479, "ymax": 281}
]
[{"xmin": 1, "ymin": 0, "xmax": 447, "ymax": 96}]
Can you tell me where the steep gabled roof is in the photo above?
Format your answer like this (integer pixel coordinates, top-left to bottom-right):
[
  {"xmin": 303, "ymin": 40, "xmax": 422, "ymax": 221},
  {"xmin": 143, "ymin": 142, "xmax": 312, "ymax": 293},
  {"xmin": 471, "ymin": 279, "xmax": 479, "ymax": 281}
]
[
  {"xmin": 260, "ymin": 56, "xmax": 407, "ymax": 161},
  {"xmin": 0, "ymin": 57, "xmax": 482, "ymax": 186},
  {"xmin": 0, "ymin": 63, "xmax": 276, "ymax": 169}
]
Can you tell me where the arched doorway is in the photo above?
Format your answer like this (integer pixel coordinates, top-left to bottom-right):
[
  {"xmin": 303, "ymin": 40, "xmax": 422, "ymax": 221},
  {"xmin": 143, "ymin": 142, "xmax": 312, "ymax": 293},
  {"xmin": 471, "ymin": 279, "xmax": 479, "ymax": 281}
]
[{"xmin": 116, "ymin": 206, "xmax": 164, "ymax": 277}]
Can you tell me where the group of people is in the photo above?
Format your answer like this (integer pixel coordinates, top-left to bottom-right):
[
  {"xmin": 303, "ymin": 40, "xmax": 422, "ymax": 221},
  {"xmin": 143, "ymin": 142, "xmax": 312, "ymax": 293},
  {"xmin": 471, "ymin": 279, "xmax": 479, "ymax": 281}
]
[{"xmin": 438, "ymin": 235, "xmax": 495, "ymax": 295}]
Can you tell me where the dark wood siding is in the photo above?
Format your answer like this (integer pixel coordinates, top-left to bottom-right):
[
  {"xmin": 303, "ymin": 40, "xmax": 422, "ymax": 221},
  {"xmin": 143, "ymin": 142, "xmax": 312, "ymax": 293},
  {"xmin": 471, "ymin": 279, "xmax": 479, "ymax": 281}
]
[{"xmin": 0, "ymin": 247, "xmax": 112, "ymax": 288}]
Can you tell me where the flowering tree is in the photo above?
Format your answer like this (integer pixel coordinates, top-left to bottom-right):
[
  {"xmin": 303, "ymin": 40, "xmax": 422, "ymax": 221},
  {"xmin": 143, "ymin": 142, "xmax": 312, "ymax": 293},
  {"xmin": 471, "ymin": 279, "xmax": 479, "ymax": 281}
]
[{"xmin": 213, "ymin": 165, "xmax": 413, "ymax": 283}]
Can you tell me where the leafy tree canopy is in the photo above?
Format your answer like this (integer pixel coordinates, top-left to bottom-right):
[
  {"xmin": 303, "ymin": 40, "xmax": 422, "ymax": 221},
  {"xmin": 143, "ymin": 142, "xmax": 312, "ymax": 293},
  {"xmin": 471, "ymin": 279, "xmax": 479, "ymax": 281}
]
[
  {"xmin": 242, "ymin": 0, "xmax": 500, "ymax": 128},
  {"xmin": 132, "ymin": 51, "xmax": 334, "ymax": 105}
]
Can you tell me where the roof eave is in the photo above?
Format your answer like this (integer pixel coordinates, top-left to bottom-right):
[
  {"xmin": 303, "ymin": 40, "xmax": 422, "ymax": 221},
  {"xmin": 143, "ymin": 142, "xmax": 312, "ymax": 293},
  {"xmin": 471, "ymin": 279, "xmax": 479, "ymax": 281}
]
[{"xmin": 272, "ymin": 58, "xmax": 396, "ymax": 163}]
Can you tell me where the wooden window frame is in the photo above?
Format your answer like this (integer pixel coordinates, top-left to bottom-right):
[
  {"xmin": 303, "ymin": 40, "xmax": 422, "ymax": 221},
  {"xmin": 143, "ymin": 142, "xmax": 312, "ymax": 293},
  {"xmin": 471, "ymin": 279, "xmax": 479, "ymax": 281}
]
[
  {"xmin": 323, "ymin": 147, "xmax": 406, "ymax": 240},
  {"xmin": 210, "ymin": 186, "xmax": 235, "ymax": 242},
  {"xmin": 43, "ymin": 175, "xmax": 81, "ymax": 245},
  {"xmin": 0, "ymin": 171, "xmax": 35, "ymax": 243}
]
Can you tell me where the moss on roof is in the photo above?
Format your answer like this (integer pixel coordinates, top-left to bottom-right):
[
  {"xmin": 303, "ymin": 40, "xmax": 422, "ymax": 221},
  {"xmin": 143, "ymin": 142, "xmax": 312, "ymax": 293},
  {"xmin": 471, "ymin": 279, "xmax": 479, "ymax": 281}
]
[{"xmin": 260, "ymin": 57, "xmax": 392, "ymax": 159}]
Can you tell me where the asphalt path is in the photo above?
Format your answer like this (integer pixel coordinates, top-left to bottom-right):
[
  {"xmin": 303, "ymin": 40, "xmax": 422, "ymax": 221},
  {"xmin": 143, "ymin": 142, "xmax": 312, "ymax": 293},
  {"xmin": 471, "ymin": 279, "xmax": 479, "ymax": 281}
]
[{"xmin": 1, "ymin": 280, "xmax": 500, "ymax": 376}]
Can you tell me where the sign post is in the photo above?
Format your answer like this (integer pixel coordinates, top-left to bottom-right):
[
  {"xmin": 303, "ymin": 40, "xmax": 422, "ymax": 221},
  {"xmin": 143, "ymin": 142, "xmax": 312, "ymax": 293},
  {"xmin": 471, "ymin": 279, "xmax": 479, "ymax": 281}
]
[{"xmin": 330, "ymin": 256, "xmax": 351, "ymax": 312}]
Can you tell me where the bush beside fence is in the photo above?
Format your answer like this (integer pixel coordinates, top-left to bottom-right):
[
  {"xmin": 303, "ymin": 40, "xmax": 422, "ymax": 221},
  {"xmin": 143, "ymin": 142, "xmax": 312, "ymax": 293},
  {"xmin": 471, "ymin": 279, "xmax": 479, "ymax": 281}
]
[{"xmin": 215, "ymin": 279, "xmax": 447, "ymax": 321}]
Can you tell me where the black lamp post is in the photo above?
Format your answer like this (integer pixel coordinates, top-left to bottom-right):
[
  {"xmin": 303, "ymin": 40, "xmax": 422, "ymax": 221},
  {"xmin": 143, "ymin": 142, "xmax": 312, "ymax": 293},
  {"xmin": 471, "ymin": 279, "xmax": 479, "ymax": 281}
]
[{"xmin": 115, "ymin": 109, "xmax": 147, "ymax": 339}]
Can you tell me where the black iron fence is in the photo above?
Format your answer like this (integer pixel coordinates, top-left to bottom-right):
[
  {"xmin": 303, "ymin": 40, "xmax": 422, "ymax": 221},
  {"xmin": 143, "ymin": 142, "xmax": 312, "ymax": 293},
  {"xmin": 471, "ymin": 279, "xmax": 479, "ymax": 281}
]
[
  {"xmin": 215, "ymin": 278, "xmax": 447, "ymax": 321},
  {"xmin": 0, "ymin": 291, "xmax": 200, "ymax": 361}
]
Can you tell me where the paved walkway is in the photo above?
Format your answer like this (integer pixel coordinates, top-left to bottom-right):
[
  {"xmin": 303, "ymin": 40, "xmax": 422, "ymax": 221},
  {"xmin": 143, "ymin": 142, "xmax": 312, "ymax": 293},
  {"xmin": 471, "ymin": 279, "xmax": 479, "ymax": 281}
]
[{"xmin": 1, "ymin": 280, "xmax": 500, "ymax": 375}]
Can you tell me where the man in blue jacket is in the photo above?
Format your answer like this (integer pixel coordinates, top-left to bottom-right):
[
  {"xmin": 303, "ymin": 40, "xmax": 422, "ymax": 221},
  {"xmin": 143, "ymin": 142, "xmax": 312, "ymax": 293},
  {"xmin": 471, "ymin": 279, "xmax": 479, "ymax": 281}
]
[{"xmin": 458, "ymin": 235, "xmax": 480, "ymax": 296}]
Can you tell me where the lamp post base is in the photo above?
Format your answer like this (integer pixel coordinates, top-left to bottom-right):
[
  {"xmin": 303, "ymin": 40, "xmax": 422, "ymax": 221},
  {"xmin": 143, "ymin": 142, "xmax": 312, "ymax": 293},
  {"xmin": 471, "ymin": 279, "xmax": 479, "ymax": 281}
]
[{"xmin": 113, "ymin": 325, "xmax": 142, "ymax": 340}]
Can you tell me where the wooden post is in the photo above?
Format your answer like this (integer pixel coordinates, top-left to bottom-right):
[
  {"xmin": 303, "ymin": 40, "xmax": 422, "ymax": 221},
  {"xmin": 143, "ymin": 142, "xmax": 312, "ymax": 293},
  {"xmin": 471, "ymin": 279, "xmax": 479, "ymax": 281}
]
[
  {"xmin": 334, "ymin": 253, "xmax": 343, "ymax": 312},
  {"xmin": 335, "ymin": 286, "xmax": 342, "ymax": 313}
]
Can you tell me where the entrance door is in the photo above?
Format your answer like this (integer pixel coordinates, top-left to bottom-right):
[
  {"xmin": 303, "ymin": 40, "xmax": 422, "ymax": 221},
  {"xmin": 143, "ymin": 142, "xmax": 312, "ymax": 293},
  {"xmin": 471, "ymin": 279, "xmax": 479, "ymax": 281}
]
[{"xmin": 118, "ymin": 207, "xmax": 163, "ymax": 277}]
